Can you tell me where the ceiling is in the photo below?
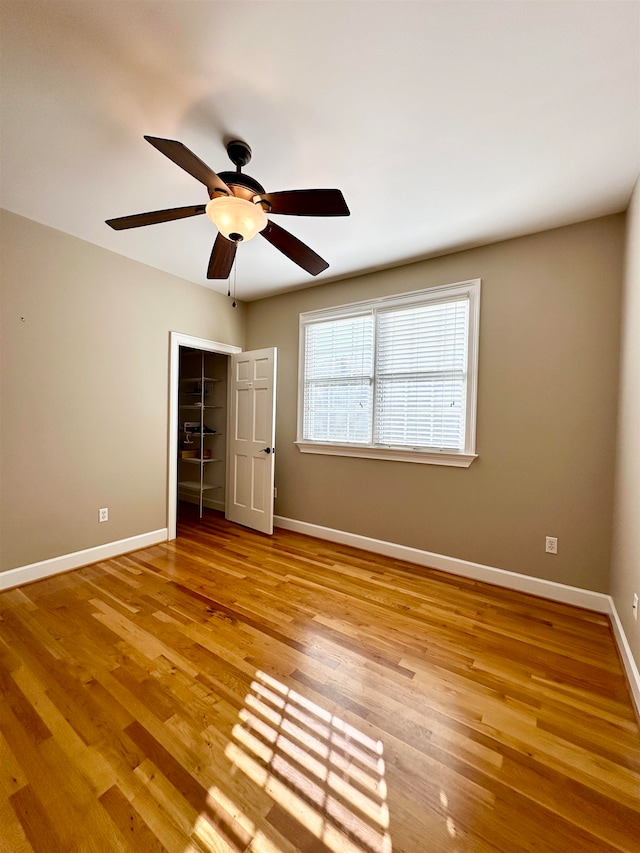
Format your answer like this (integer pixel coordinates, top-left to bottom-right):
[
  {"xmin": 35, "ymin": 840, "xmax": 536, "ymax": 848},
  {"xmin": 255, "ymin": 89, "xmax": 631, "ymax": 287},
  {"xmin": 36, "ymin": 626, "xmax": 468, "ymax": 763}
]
[{"xmin": 1, "ymin": 1, "xmax": 638, "ymax": 302}]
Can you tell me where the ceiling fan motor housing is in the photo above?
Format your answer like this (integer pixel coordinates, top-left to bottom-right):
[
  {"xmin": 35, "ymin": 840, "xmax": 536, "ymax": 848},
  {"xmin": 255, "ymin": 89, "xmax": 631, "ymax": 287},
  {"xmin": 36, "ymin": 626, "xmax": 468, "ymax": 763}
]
[
  {"xmin": 212, "ymin": 172, "xmax": 266, "ymax": 201},
  {"xmin": 210, "ymin": 139, "xmax": 270, "ymax": 209}
]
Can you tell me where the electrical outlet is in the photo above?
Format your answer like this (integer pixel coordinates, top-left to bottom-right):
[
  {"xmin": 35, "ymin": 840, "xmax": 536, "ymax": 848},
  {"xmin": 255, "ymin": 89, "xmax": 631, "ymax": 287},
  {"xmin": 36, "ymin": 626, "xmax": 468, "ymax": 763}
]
[
  {"xmin": 274, "ymin": 487, "xmax": 278, "ymax": 499},
  {"xmin": 545, "ymin": 536, "xmax": 558, "ymax": 554},
  {"xmin": 98, "ymin": 507, "xmax": 109, "ymax": 523},
  {"xmin": 633, "ymin": 593, "xmax": 638, "ymax": 621}
]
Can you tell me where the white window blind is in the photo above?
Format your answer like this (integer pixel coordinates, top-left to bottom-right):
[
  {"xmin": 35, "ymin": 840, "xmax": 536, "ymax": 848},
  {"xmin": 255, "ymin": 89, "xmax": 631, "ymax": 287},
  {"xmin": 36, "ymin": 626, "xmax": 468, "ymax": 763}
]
[
  {"xmin": 303, "ymin": 313, "xmax": 374, "ymax": 443},
  {"xmin": 374, "ymin": 299, "xmax": 469, "ymax": 450},
  {"xmin": 298, "ymin": 280, "xmax": 480, "ymax": 466}
]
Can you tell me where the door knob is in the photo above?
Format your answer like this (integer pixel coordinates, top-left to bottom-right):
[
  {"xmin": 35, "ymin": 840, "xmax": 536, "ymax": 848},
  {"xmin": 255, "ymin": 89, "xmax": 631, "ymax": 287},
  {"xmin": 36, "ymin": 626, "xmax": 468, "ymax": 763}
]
[{"xmin": 259, "ymin": 447, "xmax": 274, "ymax": 454}]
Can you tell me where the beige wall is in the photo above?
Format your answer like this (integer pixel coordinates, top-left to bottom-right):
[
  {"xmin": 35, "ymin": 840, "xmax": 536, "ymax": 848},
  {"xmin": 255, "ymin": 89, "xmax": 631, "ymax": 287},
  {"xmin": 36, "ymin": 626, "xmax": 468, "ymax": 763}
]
[
  {"xmin": 246, "ymin": 215, "xmax": 625, "ymax": 593},
  {"xmin": 1, "ymin": 209, "xmax": 628, "ymax": 602},
  {"xmin": 611, "ymin": 178, "xmax": 640, "ymax": 669},
  {"xmin": 0, "ymin": 209, "xmax": 245, "ymax": 571}
]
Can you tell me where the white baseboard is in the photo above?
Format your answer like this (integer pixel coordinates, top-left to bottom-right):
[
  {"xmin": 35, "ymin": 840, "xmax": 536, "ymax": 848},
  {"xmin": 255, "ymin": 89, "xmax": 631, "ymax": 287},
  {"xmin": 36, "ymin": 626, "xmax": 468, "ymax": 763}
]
[
  {"xmin": 205, "ymin": 499, "xmax": 226, "ymax": 512},
  {"xmin": 179, "ymin": 492, "xmax": 225, "ymax": 513},
  {"xmin": 274, "ymin": 514, "xmax": 640, "ymax": 717},
  {"xmin": 274, "ymin": 516, "xmax": 610, "ymax": 611},
  {"xmin": 0, "ymin": 529, "xmax": 168, "ymax": 591},
  {"xmin": 607, "ymin": 598, "xmax": 640, "ymax": 717}
]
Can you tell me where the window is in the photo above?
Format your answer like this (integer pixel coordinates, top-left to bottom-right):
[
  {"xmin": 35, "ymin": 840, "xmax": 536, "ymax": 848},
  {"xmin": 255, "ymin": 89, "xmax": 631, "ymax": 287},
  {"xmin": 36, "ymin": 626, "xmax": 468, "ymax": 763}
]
[{"xmin": 297, "ymin": 280, "xmax": 480, "ymax": 466}]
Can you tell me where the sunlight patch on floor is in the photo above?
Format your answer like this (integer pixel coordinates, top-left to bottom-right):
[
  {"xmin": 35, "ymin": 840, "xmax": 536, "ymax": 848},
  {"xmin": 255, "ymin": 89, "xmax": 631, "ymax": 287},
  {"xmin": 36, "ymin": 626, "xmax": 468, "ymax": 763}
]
[{"xmin": 224, "ymin": 669, "xmax": 393, "ymax": 853}]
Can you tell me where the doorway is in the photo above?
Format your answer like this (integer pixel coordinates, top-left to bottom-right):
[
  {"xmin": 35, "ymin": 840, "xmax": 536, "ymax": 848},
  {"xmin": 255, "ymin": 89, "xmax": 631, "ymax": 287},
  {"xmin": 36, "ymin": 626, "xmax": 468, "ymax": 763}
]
[
  {"xmin": 168, "ymin": 332, "xmax": 241, "ymax": 541},
  {"xmin": 177, "ymin": 346, "xmax": 229, "ymax": 520},
  {"xmin": 168, "ymin": 332, "xmax": 278, "ymax": 540}
]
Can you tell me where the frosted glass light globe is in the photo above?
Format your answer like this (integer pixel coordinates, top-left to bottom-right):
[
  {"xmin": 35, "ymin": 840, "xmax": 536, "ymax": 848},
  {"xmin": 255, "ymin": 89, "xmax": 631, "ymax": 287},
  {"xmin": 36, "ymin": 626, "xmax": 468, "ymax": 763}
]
[{"xmin": 205, "ymin": 196, "xmax": 268, "ymax": 242}]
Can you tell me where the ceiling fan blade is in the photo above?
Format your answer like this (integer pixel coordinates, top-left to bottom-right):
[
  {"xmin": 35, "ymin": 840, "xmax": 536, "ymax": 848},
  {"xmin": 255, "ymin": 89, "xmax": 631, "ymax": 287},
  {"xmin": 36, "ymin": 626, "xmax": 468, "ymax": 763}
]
[
  {"xmin": 261, "ymin": 188, "xmax": 350, "ymax": 217},
  {"xmin": 261, "ymin": 220, "xmax": 329, "ymax": 276},
  {"xmin": 207, "ymin": 233, "xmax": 237, "ymax": 279},
  {"xmin": 106, "ymin": 204, "xmax": 206, "ymax": 230},
  {"xmin": 144, "ymin": 136, "xmax": 231, "ymax": 195}
]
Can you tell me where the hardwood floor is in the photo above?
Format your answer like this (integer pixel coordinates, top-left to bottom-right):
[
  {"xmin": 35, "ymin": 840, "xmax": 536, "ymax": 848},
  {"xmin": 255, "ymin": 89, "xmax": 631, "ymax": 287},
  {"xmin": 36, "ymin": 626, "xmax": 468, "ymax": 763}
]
[{"xmin": 1, "ymin": 506, "xmax": 639, "ymax": 852}]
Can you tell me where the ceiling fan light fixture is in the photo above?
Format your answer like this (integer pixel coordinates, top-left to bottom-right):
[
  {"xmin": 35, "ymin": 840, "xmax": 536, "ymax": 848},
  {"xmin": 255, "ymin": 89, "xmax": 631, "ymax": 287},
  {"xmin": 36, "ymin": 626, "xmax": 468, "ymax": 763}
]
[
  {"xmin": 205, "ymin": 195, "xmax": 267, "ymax": 243},
  {"xmin": 107, "ymin": 135, "xmax": 348, "ymax": 278}
]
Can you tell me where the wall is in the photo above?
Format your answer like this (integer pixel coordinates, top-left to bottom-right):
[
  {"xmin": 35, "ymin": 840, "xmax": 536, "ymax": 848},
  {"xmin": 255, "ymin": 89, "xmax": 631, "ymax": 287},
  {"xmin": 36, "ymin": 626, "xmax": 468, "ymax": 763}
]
[
  {"xmin": 0, "ymin": 210, "xmax": 245, "ymax": 571},
  {"xmin": 246, "ymin": 215, "xmax": 624, "ymax": 593},
  {"xmin": 611, "ymin": 178, "xmax": 640, "ymax": 670}
]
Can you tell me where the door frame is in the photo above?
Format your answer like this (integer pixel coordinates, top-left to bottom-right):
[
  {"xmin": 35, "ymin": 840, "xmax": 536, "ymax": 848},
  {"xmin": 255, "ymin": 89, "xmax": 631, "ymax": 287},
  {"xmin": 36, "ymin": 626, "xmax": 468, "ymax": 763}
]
[{"xmin": 168, "ymin": 332, "xmax": 242, "ymax": 541}]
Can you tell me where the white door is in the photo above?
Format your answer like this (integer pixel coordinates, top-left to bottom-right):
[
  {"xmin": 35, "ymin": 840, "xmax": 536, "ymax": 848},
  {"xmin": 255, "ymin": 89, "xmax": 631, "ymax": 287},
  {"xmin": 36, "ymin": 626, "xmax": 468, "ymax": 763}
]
[{"xmin": 226, "ymin": 348, "xmax": 277, "ymax": 534}]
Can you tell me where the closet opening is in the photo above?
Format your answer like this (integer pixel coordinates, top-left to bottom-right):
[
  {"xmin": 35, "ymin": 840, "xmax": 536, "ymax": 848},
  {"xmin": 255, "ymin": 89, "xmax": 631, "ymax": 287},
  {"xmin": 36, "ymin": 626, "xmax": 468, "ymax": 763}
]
[
  {"xmin": 177, "ymin": 347, "xmax": 228, "ymax": 521},
  {"xmin": 168, "ymin": 332, "xmax": 277, "ymax": 540},
  {"xmin": 167, "ymin": 333, "xmax": 241, "ymax": 541}
]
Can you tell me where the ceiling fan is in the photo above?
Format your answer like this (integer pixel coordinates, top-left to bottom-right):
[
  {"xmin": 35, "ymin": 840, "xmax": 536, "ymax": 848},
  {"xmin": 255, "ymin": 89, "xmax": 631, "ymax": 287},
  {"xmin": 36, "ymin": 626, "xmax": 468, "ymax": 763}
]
[{"xmin": 106, "ymin": 136, "xmax": 350, "ymax": 279}]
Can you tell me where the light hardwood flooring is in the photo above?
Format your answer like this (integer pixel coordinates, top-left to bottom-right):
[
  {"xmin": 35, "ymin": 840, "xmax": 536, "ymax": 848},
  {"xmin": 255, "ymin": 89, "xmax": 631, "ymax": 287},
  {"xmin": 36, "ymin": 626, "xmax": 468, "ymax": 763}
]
[{"xmin": 1, "ymin": 506, "xmax": 639, "ymax": 852}]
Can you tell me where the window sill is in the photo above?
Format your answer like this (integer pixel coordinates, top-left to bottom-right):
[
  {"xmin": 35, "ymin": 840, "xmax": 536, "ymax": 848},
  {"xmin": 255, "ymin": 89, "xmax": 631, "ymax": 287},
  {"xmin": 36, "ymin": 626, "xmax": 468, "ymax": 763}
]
[{"xmin": 295, "ymin": 442, "xmax": 477, "ymax": 467}]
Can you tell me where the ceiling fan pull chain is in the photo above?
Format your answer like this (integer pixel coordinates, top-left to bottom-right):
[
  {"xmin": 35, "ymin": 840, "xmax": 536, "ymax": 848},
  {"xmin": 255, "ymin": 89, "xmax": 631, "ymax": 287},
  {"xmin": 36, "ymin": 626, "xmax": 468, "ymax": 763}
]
[{"xmin": 232, "ymin": 253, "xmax": 238, "ymax": 308}]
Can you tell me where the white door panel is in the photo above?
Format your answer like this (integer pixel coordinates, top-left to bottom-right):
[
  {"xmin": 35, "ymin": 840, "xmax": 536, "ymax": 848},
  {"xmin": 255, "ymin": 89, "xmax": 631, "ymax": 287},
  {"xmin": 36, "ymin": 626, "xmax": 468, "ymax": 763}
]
[
  {"xmin": 251, "ymin": 456, "xmax": 267, "ymax": 509},
  {"xmin": 233, "ymin": 454, "xmax": 249, "ymax": 507},
  {"xmin": 227, "ymin": 347, "xmax": 276, "ymax": 534},
  {"xmin": 253, "ymin": 388, "xmax": 269, "ymax": 441},
  {"xmin": 235, "ymin": 387, "xmax": 251, "ymax": 441}
]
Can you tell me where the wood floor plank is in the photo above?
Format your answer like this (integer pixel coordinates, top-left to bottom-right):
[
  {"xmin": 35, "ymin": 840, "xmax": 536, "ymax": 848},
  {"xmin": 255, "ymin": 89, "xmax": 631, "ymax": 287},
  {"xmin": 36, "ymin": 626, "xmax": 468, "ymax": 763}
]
[
  {"xmin": 0, "ymin": 729, "xmax": 28, "ymax": 800},
  {"xmin": 8, "ymin": 784, "xmax": 65, "ymax": 853},
  {"xmin": 10, "ymin": 663, "xmax": 115, "ymax": 796},
  {"xmin": 1, "ymin": 504, "xmax": 639, "ymax": 852},
  {"xmin": 0, "ymin": 795, "xmax": 34, "ymax": 853},
  {"xmin": 1, "ymin": 694, "xmax": 94, "ymax": 851},
  {"xmin": 99, "ymin": 784, "xmax": 169, "ymax": 852}
]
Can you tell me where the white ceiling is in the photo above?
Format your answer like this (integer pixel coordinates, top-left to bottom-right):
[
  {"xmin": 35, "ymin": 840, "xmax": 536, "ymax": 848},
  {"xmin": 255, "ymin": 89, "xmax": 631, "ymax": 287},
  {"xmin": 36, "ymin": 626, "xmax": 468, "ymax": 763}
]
[{"xmin": 1, "ymin": 1, "xmax": 638, "ymax": 301}]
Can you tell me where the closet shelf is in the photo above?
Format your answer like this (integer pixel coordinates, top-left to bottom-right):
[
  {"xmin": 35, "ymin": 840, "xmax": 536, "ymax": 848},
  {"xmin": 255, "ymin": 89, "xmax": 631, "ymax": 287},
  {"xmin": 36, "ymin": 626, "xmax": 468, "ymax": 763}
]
[
  {"xmin": 178, "ymin": 350, "xmax": 225, "ymax": 519},
  {"xmin": 178, "ymin": 481, "xmax": 221, "ymax": 492},
  {"xmin": 179, "ymin": 404, "xmax": 223, "ymax": 410}
]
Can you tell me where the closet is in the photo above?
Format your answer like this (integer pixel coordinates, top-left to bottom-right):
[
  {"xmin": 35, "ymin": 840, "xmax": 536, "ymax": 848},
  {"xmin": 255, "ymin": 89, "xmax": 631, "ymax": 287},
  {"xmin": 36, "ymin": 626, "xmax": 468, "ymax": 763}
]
[{"xmin": 177, "ymin": 347, "xmax": 227, "ymax": 518}]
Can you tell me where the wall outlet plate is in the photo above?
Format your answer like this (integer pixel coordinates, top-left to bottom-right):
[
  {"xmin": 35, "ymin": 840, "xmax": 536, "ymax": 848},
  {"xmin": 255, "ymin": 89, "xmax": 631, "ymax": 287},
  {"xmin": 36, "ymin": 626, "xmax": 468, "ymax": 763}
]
[
  {"xmin": 545, "ymin": 536, "xmax": 558, "ymax": 554},
  {"xmin": 99, "ymin": 508, "xmax": 109, "ymax": 523}
]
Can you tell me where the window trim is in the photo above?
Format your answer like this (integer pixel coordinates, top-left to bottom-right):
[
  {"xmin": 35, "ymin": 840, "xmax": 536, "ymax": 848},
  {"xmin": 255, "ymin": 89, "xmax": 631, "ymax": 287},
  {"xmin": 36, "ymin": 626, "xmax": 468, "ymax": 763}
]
[{"xmin": 296, "ymin": 279, "xmax": 481, "ymax": 467}]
